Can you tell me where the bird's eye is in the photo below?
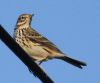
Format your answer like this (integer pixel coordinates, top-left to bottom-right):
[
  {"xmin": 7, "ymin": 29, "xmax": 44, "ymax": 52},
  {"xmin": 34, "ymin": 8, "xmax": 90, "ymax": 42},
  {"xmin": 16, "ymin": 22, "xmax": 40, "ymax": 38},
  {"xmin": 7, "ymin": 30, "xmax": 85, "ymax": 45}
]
[
  {"xmin": 21, "ymin": 16, "xmax": 25, "ymax": 19},
  {"xmin": 18, "ymin": 16, "xmax": 26, "ymax": 22}
]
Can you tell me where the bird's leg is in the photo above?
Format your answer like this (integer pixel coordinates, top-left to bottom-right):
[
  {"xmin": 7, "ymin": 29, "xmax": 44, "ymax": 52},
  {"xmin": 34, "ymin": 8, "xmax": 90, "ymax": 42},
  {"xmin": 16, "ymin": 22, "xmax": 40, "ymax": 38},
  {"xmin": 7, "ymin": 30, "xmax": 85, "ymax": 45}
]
[
  {"xmin": 38, "ymin": 58, "xmax": 47, "ymax": 65},
  {"xmin": 39, "ymin": 61, "xmax": 44, "ymax": 65},
  {"xmin": 39, "ymin": 56, "xmax": 53, "ymax": 65}
]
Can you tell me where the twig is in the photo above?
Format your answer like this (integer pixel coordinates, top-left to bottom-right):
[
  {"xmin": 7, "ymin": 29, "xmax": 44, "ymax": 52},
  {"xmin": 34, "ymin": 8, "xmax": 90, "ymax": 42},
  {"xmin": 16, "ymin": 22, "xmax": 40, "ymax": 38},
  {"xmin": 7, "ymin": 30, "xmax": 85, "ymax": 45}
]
[{"xmin": 0, "ymin": 25, "xmax": 54, "ymax": 83}]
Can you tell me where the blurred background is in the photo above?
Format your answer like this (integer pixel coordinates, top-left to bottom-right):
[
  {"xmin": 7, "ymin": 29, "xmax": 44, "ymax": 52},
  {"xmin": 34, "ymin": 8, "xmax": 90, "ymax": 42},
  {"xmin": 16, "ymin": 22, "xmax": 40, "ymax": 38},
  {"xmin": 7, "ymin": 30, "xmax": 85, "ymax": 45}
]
[{"xmin": 0, "ymin": 0, "xmax": 100, "ymax": 83}]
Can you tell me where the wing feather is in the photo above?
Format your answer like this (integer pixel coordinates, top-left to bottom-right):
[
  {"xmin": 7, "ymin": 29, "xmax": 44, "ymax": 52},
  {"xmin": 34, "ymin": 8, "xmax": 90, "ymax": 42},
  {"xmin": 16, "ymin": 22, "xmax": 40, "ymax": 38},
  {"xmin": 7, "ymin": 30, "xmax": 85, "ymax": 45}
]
[{"xmin": 26, "ymin": 27, "xmax": 63, "ymax": 53}]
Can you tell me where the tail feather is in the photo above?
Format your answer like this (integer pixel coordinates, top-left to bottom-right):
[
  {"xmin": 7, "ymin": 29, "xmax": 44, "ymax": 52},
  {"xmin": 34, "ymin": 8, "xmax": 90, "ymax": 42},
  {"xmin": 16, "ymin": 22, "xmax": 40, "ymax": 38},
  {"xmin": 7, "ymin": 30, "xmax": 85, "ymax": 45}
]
[{"xmin": 55, "ymin": 56, "xmax": 87, "ymax": 69}]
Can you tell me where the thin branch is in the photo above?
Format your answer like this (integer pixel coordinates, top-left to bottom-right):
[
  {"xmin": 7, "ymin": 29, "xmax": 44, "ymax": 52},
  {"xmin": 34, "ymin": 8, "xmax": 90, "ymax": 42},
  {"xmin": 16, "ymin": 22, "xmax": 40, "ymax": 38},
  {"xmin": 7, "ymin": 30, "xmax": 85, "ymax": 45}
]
[{"xmin": 0, "ymin": 25, "xmax": 54, "ymax": 83}]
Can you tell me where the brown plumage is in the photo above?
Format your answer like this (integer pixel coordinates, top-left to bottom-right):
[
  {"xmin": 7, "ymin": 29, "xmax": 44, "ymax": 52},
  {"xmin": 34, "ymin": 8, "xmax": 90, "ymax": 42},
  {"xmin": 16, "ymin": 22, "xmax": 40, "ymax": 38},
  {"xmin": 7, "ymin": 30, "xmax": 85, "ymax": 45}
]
[{"xmin": 13, "ymin": 14, "xmax": 87, "ymax": 70}]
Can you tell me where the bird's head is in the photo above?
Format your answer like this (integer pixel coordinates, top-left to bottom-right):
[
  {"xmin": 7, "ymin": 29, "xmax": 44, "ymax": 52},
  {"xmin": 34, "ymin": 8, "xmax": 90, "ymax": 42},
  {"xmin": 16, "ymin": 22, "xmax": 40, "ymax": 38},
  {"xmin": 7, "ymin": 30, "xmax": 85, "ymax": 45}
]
[{"xmin": 16, "ymin": 14, "xmax": 34, "ymax": 28}]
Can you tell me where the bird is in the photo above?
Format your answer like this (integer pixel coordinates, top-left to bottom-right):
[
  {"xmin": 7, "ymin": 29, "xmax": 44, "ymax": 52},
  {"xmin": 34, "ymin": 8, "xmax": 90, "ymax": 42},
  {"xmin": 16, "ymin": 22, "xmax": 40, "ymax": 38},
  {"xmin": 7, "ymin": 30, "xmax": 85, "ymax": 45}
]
[{"xmin": 13, "ymin": 14, "xmax": 86, "ymax": 72}]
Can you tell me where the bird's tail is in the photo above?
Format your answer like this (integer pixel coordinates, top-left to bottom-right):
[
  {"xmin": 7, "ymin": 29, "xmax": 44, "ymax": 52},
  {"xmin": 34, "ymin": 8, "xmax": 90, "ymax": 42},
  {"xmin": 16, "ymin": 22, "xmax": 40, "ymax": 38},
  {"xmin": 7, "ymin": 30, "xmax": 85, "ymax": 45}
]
[{"xmin": 55, "ymin": 55, "xmax": 87, "ymax": 69}]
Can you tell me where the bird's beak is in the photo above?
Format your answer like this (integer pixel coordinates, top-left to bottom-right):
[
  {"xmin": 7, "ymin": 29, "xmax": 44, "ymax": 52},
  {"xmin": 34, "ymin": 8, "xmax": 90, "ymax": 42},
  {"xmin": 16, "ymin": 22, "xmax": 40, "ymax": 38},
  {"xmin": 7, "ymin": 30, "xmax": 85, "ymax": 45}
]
[
  {"xmin": 30, "ymin": 14, "xmax": 34, "ymax": 19},
  {"xmin": 31, "ymin": 14, "xmax": 34, "ymax": 17},
  {"xmin": 29, "ymin": 14, "xmax": 34, "ymax": 22}
]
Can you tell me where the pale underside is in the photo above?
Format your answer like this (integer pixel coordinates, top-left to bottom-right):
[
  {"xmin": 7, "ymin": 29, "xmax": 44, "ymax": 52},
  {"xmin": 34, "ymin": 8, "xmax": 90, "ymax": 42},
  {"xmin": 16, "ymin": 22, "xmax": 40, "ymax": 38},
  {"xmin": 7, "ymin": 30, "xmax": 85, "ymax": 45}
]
[{"xmin": 14, "ymin": 27, "xmax": 64, "ymax": 61}]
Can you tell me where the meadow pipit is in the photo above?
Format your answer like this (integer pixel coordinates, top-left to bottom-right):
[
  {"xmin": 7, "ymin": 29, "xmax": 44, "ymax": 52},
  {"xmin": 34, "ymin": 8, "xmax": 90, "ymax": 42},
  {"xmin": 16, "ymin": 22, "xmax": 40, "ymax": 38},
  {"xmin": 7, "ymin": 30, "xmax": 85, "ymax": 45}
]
[{"xmin": 13, "ymin": 14, "xmax": 86, "ymax": 70}]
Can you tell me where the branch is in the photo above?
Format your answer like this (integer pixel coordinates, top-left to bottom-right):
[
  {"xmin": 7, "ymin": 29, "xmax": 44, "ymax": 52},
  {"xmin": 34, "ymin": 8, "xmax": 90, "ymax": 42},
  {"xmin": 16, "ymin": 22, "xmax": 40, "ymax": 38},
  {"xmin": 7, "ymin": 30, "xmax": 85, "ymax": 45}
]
[{"xmin": 0, "ymin": 25, "xmax": 54, "ymax": 83}]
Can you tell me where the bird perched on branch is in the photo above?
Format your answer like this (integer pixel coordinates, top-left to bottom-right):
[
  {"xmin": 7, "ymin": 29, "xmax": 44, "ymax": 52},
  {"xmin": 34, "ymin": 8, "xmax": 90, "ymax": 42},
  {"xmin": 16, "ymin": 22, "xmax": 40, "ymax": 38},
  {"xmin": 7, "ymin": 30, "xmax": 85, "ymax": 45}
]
[{"xmin": 13, "ymin": 14, "xmax": 86, "ymax": 71}]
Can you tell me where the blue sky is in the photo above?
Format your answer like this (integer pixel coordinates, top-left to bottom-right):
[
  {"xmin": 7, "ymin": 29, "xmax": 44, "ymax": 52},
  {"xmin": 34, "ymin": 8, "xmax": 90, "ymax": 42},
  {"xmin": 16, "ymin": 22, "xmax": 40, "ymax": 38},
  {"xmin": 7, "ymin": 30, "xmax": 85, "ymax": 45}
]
[{"xmin": 0, "ymin": 0, "xmax": 100, "ymax": 83}]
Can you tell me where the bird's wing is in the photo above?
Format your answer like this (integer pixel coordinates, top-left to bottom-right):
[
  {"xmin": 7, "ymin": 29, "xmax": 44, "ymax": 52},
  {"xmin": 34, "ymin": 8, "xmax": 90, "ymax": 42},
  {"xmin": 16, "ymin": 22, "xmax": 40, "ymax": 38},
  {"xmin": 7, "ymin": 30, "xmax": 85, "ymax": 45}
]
[{"xmin": 26, "ymin": 27, "xmax": 63, "ymax": 53}]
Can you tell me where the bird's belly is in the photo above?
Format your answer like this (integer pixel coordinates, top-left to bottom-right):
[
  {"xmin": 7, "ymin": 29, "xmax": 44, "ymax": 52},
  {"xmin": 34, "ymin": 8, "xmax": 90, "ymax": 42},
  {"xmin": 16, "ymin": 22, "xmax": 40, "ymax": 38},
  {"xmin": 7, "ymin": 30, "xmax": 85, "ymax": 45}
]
[
  {"xmin": 15, "ymin": 37, "xmax": 60, "ymax": 61},
  {"xmin": 22, "ymin": 45, "xmax": 50, "ymax": 61},
  {"xmin": 15, "ymin": 37, "xmax": 50, "ymax": 61}
]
